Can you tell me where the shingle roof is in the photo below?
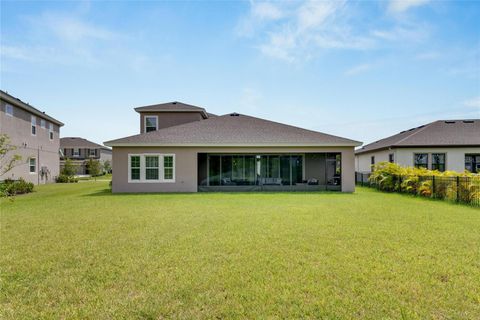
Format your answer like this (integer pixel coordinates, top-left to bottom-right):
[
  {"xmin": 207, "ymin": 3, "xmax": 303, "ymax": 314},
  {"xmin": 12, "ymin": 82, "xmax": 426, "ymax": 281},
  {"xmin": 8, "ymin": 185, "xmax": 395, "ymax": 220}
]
[
  {"xmin": 356, "ymin": 119, "xmax": 480, "ymax": 154},
  {"xmin": 61, "ymin": 137, "xmax": 111, "ymax": 151},
  {"xmin": 0, "ymin": 90, "xmax": 64, "ymax": 126},
  {"xmin": 105, "ymin": 113, "xmax": 362, "ymax": 147},
  {"xmin": 134, "ymin": 101, "xmax": 208, "ymax": 118}
]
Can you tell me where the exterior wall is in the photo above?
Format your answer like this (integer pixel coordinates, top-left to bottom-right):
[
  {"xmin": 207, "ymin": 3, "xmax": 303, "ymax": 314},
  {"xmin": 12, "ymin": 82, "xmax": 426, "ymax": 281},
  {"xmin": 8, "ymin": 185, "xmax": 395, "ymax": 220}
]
[
  {"xmin": 355, "ymin": 149, "xmax": 393, "ymax": 173},
  {"xmin": 355, "ymin": 147, "xmax": 480, "ymax": 173},
  {"xmin": 139, "ymin": 112, "xmax": 204, "ymax": 133},
  {"xmin": 112, "ymin": 146, "xmax": 356, "ymax": 193},
  {"xmin": 0, "ymin": 99, "xmax": 61, "ymax": 184}
]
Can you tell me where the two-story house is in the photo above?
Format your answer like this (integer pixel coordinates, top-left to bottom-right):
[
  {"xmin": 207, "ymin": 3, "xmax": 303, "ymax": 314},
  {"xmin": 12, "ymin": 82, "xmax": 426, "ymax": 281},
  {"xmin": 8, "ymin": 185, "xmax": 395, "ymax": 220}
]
[
  {"xmin": 0, "ymin": 90, "xmax": 64, "ymax": 184},
  {"xmin": 60, "ymin": 137, "xmax": 112, "ymax": 175},
  {"xmin": 105, "ymin": 102, "xmax": 361, "ymax": 193}
]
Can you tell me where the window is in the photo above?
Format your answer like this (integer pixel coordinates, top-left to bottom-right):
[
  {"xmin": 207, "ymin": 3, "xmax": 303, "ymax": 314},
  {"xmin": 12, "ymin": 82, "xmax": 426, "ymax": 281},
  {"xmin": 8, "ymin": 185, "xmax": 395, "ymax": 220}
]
[
  {"xmin": 370, "ymin": 156, "xmax": 375, "ymax": 171},
  {"xmin": 73, "ymin": 148, "xmax": 80, "ymax": 157},
  {"xmin": 164, "ymin": 155, "xmax": 174, "ymax": 180},
  {"xmin": 89, "ymin": 149, "xmax": 96, "ymax": 157},
  {"xmin": 5, "ymin": 104, "xmax": 13, "ymax": 116},
  {"xmin": 128, "ymin": 154, "xmax": 175, "ymax": 182},
  {"xmin": 40, "ymin": 119, "xmax": 46, "ymax": 129},
  {"xmin": 29, "ymin": 158, "xmax": 36, "ymax": 173},
  {"xmin": 145, "ymin": 116, "xmax": 158, "ymax": 133},
  {"xmin": 432, "ymin": 153, "xmax": 446, "ymax": 172},
  {"xmin": 414, "ymin": 153, "xmax": 428, "ymax": 169},
  {"xmin": 389, "ymin": 153, "xmax": 394, "ymax": 163},
  {"xmin": 465, "ymin": 154, "xmax": 480, "ymax": 174},
  {"xmin": 130, "ymin": 155, "xmax": 141, "ymax": 180},
  {"xmin": 31, "ymin": 116, "xmax": 36, "ymax": 135},
  {"xmin": 49, "ymin": 123, "xmax": 54, "ymax": 140},
  {"xmin": 145, "ymin": 156, "xmax": 159, "ymax": 180}
]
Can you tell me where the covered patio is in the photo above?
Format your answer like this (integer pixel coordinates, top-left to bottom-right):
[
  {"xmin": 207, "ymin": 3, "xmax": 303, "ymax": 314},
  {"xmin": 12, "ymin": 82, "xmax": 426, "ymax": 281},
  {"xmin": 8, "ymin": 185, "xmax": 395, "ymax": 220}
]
[{"xmin": 197, "ymin": 153, "xmax": 342, "ymax": 192}]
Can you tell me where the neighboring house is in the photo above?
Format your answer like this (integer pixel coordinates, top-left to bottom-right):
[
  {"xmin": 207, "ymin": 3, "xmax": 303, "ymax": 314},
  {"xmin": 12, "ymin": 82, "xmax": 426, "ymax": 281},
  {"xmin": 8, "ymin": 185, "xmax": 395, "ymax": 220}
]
[
  {"xmin": 105, "ymin": 102, "xmax": 362, "ymax": 193},
  {"xmin": 60, "ymin": 137, "xmax": 112, "ymax": 175},
  {"xmin": 0, "ymin": 90, "xmax": 64, "ymax": 184},
  {"xmin": 355, "ymin": 120, "xmax": 480, "ymax": 173}
]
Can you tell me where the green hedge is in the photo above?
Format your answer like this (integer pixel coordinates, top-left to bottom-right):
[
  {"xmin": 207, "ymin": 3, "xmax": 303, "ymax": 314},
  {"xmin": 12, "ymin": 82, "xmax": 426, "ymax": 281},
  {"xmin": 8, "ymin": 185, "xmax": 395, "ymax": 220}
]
[{"xmin": 0, "ymin": 178, "xmax": 34, "ymax": 196}]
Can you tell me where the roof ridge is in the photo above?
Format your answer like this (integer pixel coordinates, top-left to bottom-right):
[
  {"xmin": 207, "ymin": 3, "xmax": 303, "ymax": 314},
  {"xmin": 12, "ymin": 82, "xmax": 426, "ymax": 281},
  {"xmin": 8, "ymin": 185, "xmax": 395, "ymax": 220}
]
[{"xmin": 392, "ymin": 121, "xmax": 436, "ymax": 146}]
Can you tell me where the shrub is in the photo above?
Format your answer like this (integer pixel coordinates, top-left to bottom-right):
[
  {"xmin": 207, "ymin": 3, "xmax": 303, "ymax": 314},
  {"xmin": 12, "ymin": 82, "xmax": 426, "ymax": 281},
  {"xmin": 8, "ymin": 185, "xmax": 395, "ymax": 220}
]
[
  {"xmin": 368, "ymin": 162, "xmax": 480, "ymax": 205},
  {"xmin": 0, "ymin": 178, "xmax": 34, "ymax": 196},
  {"xmin": 56, "ymin": 174, "xmax": 79, "ymax": 183}
]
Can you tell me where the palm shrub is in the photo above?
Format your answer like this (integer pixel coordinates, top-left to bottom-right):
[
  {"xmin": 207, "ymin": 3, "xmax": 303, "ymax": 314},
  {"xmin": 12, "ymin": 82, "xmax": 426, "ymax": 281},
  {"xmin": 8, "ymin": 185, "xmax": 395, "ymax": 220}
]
[{"xmin": 369, "ymin": 162, "xmax": 479, "ymax": 205}]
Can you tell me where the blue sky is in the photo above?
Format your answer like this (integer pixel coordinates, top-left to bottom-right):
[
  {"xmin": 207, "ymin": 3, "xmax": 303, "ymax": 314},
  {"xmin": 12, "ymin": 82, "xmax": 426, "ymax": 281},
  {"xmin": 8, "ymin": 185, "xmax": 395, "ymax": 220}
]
[{"xmin": 1, "ymin": 0, "xmax": 479, "ymax": 145}]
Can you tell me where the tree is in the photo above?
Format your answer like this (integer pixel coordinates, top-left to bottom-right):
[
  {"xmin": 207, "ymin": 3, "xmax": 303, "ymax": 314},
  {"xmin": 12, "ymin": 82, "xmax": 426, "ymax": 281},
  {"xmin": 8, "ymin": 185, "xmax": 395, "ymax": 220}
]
[
  {"xmin": 103, "ymin": 160, "xmax": 111, "ymax": 174},
  {"xmin": 86, "ymin": 159, "xmax": 101, "ymax": 181},
  {"xmin": 0, "ymin": 134, "xmax": 21, "ymax": 177},
  {"xmin": 0, "ymin": 134, "xmax": 22, "ymax": 198},
  {"xmin": 61, "ymin": 158, "xmax": 77, "ymax": 177}
]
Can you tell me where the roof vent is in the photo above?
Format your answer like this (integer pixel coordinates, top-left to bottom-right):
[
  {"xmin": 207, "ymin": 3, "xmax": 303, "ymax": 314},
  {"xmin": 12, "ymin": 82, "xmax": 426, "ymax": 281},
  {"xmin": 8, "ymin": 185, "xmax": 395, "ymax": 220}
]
[
  {"xmin": 172, "ymin": 102, "xmax": 177, "ymax": 105},
  {"xmin": 445, "ymin": 121, "xmax": 456, "ymax": 124},
  {"xmin": 463, "ymin": 120, "xmax": 474, "ymax": 123},
  {"xmin": 230, "ymin": 112, "xmax": 240, "ymax": 117}
]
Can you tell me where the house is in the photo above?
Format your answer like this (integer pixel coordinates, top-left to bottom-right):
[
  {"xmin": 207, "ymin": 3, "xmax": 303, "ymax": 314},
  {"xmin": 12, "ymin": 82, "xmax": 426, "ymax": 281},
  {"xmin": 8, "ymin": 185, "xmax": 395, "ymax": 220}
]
[
  {"xmin": 60, "ymin": 137, "xmax": 112, "ymax": 175},
  {"xmin": 0, "ymin": 90, "xmax": 64, "ymax": 184},
  {"xmin": 355, "ymin": 120, "xmax": 480, "ymax": 173},
  {"xmin": 104, "ymin": 102, "xmax": 362, "ymax": 193}
]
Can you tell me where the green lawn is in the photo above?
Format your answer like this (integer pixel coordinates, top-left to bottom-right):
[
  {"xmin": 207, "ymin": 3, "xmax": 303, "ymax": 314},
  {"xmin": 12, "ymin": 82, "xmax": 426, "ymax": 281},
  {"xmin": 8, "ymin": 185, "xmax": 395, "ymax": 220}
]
[{"xmin": 1, "ymin": 182, "xmax": 479, "ymax": 319}]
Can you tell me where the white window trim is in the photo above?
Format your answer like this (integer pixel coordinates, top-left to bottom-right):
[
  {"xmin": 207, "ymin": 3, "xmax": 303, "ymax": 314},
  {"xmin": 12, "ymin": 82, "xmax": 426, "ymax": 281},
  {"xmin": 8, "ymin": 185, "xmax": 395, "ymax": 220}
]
[
  {"xmin": 49, "ymin": 123, "xmax": 54, "ymax": 141},
  {"xmin": 128, "ymin": 153, "xmax": 175, "ymax": 183},
  {"xmin": 40, "ymin": 119, "xmax": 46, "ymax": 129},
  {"xmin": 31, "ymin": 116, "xmax": 37, "ymax": 136},
  {"xmin": 73, "ymin": 148, "xmax": 80, "ymax": 157},
  {"xmin": 89, "ymin": 149, "xmax": 96, "ymax": 157},
  {"xmin": 5, "ymin": 104, "xmax": 13, "ymax": 116},
  {"xmin": 29, "ymin": 157, "xmax": 37, "ymax": 174},
  {"xmin": 144, "ymin": 115, "xmax": 158, "ymax": 133}
]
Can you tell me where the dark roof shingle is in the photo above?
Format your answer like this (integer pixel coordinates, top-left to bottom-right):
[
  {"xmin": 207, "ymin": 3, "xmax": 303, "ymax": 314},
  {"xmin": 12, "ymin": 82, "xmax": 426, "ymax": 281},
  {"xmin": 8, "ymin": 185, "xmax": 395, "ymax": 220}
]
[
  {"xmin": 356, "ymin": 120, "xmax": 480, "ymax": 154},
  {"xmin": 61, "ymin": 137, "xmax": 111, "ymax": 151},
  {"xmin": 105, "ymin": 113, "xmax": 361, "ymax": 147}
]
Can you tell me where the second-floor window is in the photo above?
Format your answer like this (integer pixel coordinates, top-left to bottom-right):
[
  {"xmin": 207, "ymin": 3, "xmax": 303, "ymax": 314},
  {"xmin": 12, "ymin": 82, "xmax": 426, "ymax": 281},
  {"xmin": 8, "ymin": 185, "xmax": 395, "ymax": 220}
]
[
  {"xmin": 41, "ymin": 119, "xmax": 46, "ymax": 129},
  {"xmin": 73, "ymin": 148, "xmax": 80, "ymax": 157},
  {"xmin": 5, "ymin": 104, "xmax": 13, "ymax": 116},
  {"xmin": 31, "ymin": 116, "xmax": 37, "ymax": 135},
  {"xmin": 90, "ymin": 149, "xmax": 96, "ymax": 157},
  {"xmin": 145, "ymin": 116, "xmax": 158, "ymax": 133},
  {"xmin": 414, "ymin": 153, "xmax": 428, "ymax": 169},
  {"xmin": 49, "ymin": 123, "xmax": 54, "ymax": 140}
]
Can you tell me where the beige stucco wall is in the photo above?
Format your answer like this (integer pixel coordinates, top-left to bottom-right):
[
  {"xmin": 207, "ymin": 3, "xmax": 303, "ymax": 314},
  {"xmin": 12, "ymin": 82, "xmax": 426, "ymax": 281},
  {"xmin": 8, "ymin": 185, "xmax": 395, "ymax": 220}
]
[
  {"xmin": 112, "ymin": 146, "xmax": 356, "ymax": 193},
  {"xmin": 0, "ymin": 100, "xmax": 61, "ymax": 184},
  {"xmin": 355, "ymin": 147, "xmax": 480, "ymax": 173},
  {"xmin": 139, "ymin": 112, "xmax": 204, "ymax": 133}
]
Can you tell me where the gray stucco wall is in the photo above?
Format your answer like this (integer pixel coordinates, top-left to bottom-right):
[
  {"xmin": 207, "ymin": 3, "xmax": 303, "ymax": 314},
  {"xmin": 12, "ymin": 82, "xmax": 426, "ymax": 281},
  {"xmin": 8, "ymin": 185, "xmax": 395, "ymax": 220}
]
[
  {"xmin": 112, "ymin": 146, "xmax": 356, "ymax": 193},
  {"xmin": 139, "ymin": 112, "xmax": 204, "ymax": 133},
  {"xmin": 0, "ymin": 99, "xmax": 61, "ymax": 184}
]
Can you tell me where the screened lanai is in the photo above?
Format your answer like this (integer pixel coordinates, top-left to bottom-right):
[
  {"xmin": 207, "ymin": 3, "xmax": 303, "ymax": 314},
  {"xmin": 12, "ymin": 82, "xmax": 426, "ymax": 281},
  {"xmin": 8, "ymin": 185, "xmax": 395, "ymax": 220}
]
[{"xmin": 197, "ymin": 153, "xmax": 341, "ymax": 192}]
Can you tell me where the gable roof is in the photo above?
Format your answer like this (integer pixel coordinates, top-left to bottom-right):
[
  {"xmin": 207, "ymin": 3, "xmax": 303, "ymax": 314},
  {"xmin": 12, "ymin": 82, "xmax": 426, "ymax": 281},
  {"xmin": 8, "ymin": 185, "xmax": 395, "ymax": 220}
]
[
  {"xmin": 356, "ymin": 119, "xmax": 480, "ymax": 154},
  {"xmin": 1, "ymin": 90, "xmax": 64, "ymax": 126},
  {"xmin": 134, "ymin": 101, "xmax": 208, "ymax": 119},
  {"xmin": 61, "ymin": 137, "xmax": 111, "ymax": 151},
  {"xmin": 105, "ymin": 113, "xmax": 362, "ymax": 147}
]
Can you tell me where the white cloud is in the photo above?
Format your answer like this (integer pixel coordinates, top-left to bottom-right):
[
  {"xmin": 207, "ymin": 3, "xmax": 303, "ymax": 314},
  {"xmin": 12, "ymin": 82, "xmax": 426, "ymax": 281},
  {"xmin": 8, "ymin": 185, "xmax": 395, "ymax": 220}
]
[
  {"xmin": 252, "ymin": 2, "xmax": 284, "ymax": 20},
  {"xmin": 464, "ymin": 97, "xmax": 480, "ymax": 109},
  {"xmin": 344, "ymin": 64, "xmax": 372, "ymax": 76},
  {"xmin": 388, "ymin": 0, "xmax": 430, "ymax": 14}
]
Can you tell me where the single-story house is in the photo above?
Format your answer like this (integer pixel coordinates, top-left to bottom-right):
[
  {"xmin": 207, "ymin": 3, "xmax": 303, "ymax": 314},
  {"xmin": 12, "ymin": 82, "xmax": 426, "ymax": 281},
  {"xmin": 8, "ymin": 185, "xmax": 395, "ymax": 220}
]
[
  {"xmin": 355, "ymin": 119, "xmax": 480, "ymax": 173},
  {"xmin": 104, "ymin": 102, "xmax": 362, "ymax": 193}
]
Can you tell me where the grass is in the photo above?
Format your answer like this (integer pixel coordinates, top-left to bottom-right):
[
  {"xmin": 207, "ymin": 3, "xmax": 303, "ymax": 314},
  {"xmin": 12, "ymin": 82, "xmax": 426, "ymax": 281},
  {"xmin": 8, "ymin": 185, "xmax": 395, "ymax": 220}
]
[{"xmin": 1, "ymin": 182, "xmax": 479, "ymax": 319}]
